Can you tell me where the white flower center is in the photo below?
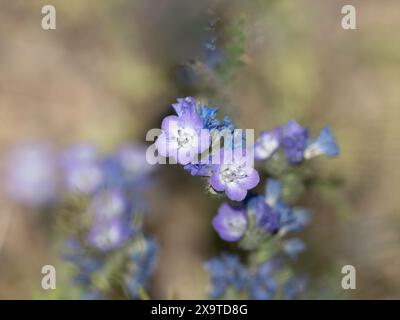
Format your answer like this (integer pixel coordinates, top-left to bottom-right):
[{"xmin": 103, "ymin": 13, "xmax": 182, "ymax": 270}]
[
  {"xmin": 176, "ymin": 128, "xmax": 196, "ymax": 148},
  {"xmin": 220, "ymin": 164, "xmax": 248, "ymax": 184},
  {"xmin": 226, "ymin": 216, "xmax": 247, "ymax": 235}
]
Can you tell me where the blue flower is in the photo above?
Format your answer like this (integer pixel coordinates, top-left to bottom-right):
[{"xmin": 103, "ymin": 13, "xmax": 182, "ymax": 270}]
[
  {"xmin": 198, "ymin": 104, "xmax": 235, "ymax": 133},
  {"xmin": 63, "ymin": 239, "xmax": 103, "ymax": 286},
  {"xmin": 304, "ymin": 127, "xmax": 339, "ymax": 159},
  {"xmin": 210, "ymin": 150, "xmax": 260, "ymax": 201},
  {"xmin": 254, "ymin": 128, "xmax": 282, "ymax": 161},
  {"xmin": 265, "ymin": 179, "xmax": 282, "ymax": 207},
  {"xmin": 199, "ymin": 105, "xmax": 220, "ymax": 130},
  {"xmin": 246, "ymin": 196, "xmax": 279, "ymax": 233},
  {"xmin": 282, "ymin": 238, "xmax": 306, "ymax": 260},
  {"xmin": 125, "ymin": 237, "xmax": 158, "ymax": 299},
  {"xmin": 205, "ymin": 254, "xmax": 250, "ymax": 299},
  {"xmin": 283, "ymin": 276, "xmax": 307, "ymax": 300},
  {"xmin": 282, "ymin": 120, "xmax": 309, "ymax": 164},
  {"xmin": 156, "ymin": 99, "xmax": 211, "ymax": 165},
  {"xmin": 278, "ymin": 207, "xmax": 311, "ymax": 235},
  {"xmin": 250, "ymin": 261, "xmax": 279, "ymax": 300},
  {"xmin": 212, "ymin": 203, "xmax": 248, "ymax": 242}
]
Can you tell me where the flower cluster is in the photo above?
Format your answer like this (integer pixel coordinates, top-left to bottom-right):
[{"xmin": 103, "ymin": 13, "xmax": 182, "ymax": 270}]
[
  {"xmin": 2, "ymin": 142, "xmax": 158, "ymax": 299},
  {"xmin": 208, "ymin": 179, "xmax": 309, "ymax": 299},
  {"xmin": 206, "ymin": 254, "xmax": 305, "ymax": 300},
  {"xmin": 155, "ymin": 97, "xmax": 260, "ymax": 201},
  {"xmin": 254, "ymin": 120, "xmax": 339, "ymax": 164},
  {"xmin": 60, "ymin": 143, "xmax": 157, "ymax": 298},
  {"xmin": 205, "ymin": 119, "xmax": 339, "ymax": 300}
]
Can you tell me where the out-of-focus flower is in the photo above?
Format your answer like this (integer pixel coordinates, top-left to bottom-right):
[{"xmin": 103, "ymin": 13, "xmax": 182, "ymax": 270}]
[
  {"xmin": 283, "ymin": 276, "xmax": 307, "ymax": 300},
  {"xmin": 205, "ymin": 254, "xmax": 250, "ymax": 299},
  {"xmin": 250, "ymin": 261, "xmax": 278, "ymax": 300},
  {"xmin": 125, "ymin": 237, "xmax": 158, "ymax": 298},
  {"xmin": 304, "ymin": 127, "xmax": 339, "ymax": 160},
  {"xmin": 265, "ymin": 179, "xmax": 282, "ymax": 207},
  {"xmin": 254, "ymin": 128, "xmax": 282, "ymax": 161},
  {"xmin": 4, "ymin": 143, "xmax": 59, "ymax": 206},
  {"xmin": 87, "ymin": 217, "xmax": 132, "ymax": 251},
  {"xmin": 89, "ymin": 189, "xmax": 127, "ymax": 221},
  {"xmin": 246, "ymin": 196, "xmax": 279, "ymax": 233},
  {"xmin": 282, "ymin": 238, "xmax": 306, "ymax": 260},
  {"xmin": 118, "ymin": 145, "xmax": 154, "ymax": 177},
  {"xmin": 61, "ymin": 143, "xmax": 103, "ymax": 195},
  {"xmin": 212, "ymin": 203, "xmax": 248, "ymax": 242},
  {"xmin": 282, "ymin": 120, "xmax": 309, "ymax": 164},
  {"xmin": 63, "ymin": 239, "xmax": 103, "ymax": 285},
  {"xmin": 278, "ymin": 207, "xmax": 311, "ymax": 236}
]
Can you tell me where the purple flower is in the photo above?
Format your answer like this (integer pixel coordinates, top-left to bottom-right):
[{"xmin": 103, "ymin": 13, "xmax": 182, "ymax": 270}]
[
  {"xmin": 4, "ymin": 144, "xmax": 58, "ymax": 206},
  {"xmin": 212, "ymin": 203, "xmax": 248, "ymax": 241},
  {"xmin": 61, "ymin": 143, "xmax": 103, "ymax": 194},
  {"xmin": 254, "ymin": 127, "xmax": 282, "ymax": 161},
  {"xmin": 246, "ymin": 196, "xmax": 279, "ymax": 232},
  {"xmin": 282, "ymin": 120, "xmax": 309, "ymax": 164},
  {"xmin": 89, "ymin": 189, "xmax": 127, "ymax": 222},
  {"xmin": 118, "ymin": 144, "xmax": 154, "ymax": 176},
  {"xmin": 87, "ymin": 218, "xmax": 131, "ymax": 251},
  {"xmin": 210, "ymin": 150, "xmax": 260, "ymax": 201},
  {"xmin": 184, "ymin": 163, "xmax": 212, "ymax": 176},
  {"xmin": 156, "ymin": 100, "xmax": 211, "ymax": 165}
]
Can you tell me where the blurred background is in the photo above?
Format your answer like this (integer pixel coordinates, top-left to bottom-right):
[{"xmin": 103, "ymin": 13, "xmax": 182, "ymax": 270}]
[{"xmin": 1, "ymin": 0, "xmax": 400, "ymax": 299}]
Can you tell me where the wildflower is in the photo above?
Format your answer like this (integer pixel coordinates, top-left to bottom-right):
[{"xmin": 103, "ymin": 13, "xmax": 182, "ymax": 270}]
[
  {"xmin": 205, "ymin": 254, "xmax": 250, "ymax": 299},
  {"xmin": 61, "ymin": 143, "xmax": 103, "ymax": 194},
  {"xmin": 63, "ymin": 239, "xmax": 103, "ymax": 286},
  {"xmin": 4, "ymin": 144, "xmax": 58, "ymax": 206},
  {"xmin": 264, "ymin": 179, "xmax": 310, "ymax": 235},
  {"xmin": 210, "ymin": 150, "xmax": 260, "ymax": 201},
  {"xmin": 283, "ymin": 276, "xmax": 307, "ymax": 300},
  {"xmin": 172, "ymin": 97, "xmax": 197, "ymax": 117},
  {"xmin": 118, "ymin": 144, "xmax": 154, "ymax": 176},
  {"xmin": 246, "ymin": 196, "xmax": 279, "ymax": 233},
  {"xmin": 304, "ymin": 127, "xmax": 339, "ymax": 159},
  {"xmin": 199, "ymin": 104, "xmax": 235, "ymax": 133},
  {"xmin": 184, "ymin": 163, "xmax": 212, "ymax": 176},
  {"xmin": 282, "ymin": 120, "xmax": 309, "ymax": 164},
  {"xmin": 254, "ymin": 128, "xmax": 282, "ymax": 161},
  {"xmin": 278, "ymin": 207, "xmax": 311, "ymax": 236},
  {"xmin": 265, "ymin": 179, "xmax": 282, "ymax": 207},
  {"xmin": 212, "ymin": 203, "xmax": 248, "ymax": 242},
  {"xmin": 155, "ymin": 104, "xmax": 211, "ymax": 165},
  {"xmin": 282, "ymin": 238, "xmax": 306, "ymax": 260},
  {"xmin": 250, "ymin": 261, "xmax": 278, "ymax": 300},
  {"xmin": 89, "ymin": 189, "xmax": 127, "ymax": 221},
  {"xmin": 125, "ymin": 237, "xmax": 158, "ymax": 298},
  {"xmin": 87, "ymin": 217, "xmax": 132, "ymax": 251}
]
